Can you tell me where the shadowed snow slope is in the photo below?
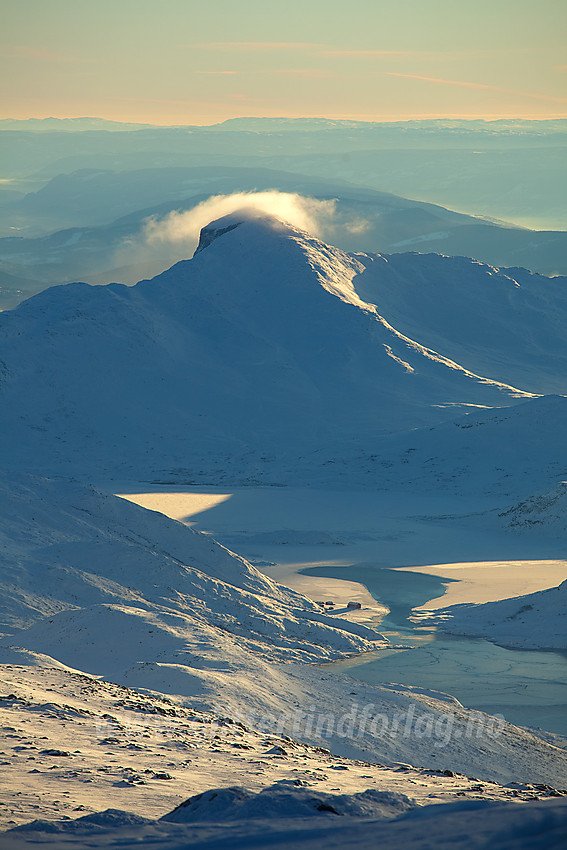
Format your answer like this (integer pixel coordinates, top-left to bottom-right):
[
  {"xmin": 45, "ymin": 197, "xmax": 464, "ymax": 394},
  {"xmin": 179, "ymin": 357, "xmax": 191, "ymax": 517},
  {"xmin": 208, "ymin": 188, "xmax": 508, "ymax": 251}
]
[
  {"xmin": 0, "ymin": 210, "xmax": 535, "ymax": 482},
  {"xmin": 352, "ymin": 253, "xmax": 567, "ymax": 395},
  {"xmin": 359, "ymin": 394, "xmax": 567, "ymax": 499},
  {"xmin": 5, "ymin": 793, "xmax": 567, "ymax": 849},
  {"xmin": 435, "ymin": 580, "xmax": 567, "ymax": 650},
  {"xmin": 497, "ymin": 482, "xmax": 567, "ymax": 534}
]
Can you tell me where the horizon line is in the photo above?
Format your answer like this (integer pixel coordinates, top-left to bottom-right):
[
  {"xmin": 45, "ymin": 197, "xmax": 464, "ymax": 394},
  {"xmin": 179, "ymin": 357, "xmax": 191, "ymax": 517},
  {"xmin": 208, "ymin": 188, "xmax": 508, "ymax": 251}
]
[{"xmin": 2, "ymin": 113, "xmax": 567, "ymax": 128}]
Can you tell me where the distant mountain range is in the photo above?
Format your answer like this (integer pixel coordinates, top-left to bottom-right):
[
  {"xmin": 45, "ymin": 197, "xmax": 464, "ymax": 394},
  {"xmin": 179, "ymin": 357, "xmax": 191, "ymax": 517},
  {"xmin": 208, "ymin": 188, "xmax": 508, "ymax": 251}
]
[
  {"xmin": 3, "ymin": 115, "xmax": 565, "ymax": 135},
  {"xmin": 213, "ymin": 117, "xmax": 567, "ymax": 135},
  {"xmin": 1, "ymin": 118, "xmax": 564, "ymax": 231},
  {"xmin": 0, "ymin": 117, "xmax": 161, "ymax": 132}
]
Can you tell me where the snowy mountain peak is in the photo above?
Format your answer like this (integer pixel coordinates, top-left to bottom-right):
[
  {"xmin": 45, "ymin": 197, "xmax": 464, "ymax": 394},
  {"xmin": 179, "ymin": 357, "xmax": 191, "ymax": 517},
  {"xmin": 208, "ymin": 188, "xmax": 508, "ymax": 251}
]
[
  {"xmin": 194, "ymin": 209, "xmax": 296, "ymax": 256},
  {"xmin": 0, "ymin": 216, "xmax": 549, "ymax": 481},
  {"xmin": 189, "ymin": 208, "xmax": 369, "ymax": 311}
]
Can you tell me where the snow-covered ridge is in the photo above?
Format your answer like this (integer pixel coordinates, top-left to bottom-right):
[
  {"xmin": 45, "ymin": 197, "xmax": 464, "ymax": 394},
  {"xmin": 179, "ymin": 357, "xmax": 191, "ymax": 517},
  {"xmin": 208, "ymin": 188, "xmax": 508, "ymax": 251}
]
[
  {"xmin": 352, "ymin": 251, "xmax": 567, "ymax": 395},
  {"xmin": 0, "ymin": 211, "xmax": 544, "ymax": 483}
]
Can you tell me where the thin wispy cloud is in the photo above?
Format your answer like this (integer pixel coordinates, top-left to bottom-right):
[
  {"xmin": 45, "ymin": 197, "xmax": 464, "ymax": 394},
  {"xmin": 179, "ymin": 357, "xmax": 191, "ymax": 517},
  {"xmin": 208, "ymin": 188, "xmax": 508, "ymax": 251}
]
[
  {"xmin": 193, "ymin": 42, "xmax": 323, "ymax": 52},
  {"xmin": 114, "ymin": 191, "xmax": 342, "ymax": 272},
  {"xmin": 228, "ymin": 92, "xmax": 259, "ymax": 103},
  {"xmin": 320, "ymin": 49, "xmax": 420, "ymax": 57},
  {"xmin": 110, "ymin": 96, "xmax": 202, "ymax": 106},
  {"xmin": 196, "ymin": 71, "xmax": 238, "ymax": 76},
  {"xmin": 269, "ymin": 68, "xmax": 336, "ymax": 79},
  {"xmin": 387, "ymin": 73, "xmax": 567, "ymax": 104},
  {"xmin": 5, "ymin": 45, "xmax": 81, "ymax": 63}
]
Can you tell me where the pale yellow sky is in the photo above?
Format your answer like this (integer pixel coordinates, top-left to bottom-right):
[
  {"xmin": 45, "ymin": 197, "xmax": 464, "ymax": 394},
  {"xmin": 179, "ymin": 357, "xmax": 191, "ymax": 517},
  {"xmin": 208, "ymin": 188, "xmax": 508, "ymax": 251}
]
[{"xmin": 1, "ymin": 0, "xmax": 566, "ymax": 124}]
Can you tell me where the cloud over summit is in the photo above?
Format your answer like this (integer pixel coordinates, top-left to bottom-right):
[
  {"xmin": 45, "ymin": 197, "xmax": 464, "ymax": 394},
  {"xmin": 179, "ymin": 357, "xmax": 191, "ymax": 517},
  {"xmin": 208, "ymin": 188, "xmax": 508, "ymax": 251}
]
[{"xmin": 143, "ymin": 191, "xmax": 338, "ymax": 248}]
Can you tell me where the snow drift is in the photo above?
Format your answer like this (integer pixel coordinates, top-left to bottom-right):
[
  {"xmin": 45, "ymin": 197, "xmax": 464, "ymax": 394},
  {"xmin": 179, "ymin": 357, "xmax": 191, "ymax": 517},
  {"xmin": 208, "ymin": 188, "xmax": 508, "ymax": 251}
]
[{"xmin": 6, "ymin": 792, "xmax": 567, "ymax": 849}]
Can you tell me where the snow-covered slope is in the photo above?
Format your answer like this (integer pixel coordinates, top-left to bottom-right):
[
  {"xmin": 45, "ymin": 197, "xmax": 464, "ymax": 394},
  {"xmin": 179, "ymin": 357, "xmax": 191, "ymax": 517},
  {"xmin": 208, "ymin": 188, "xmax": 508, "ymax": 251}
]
[
  {"xmin": 0, "ymin": 471, "xmax": 389, "ymax": 744},
  {"xmin": 6, "ymin": 797, "xmax": 567, "ymax": 850},
  {"xmin": 1, "ymin": 664, "xmax": 565, "ymax": 847},
  {"xmin": 432, "ymin": 580, "xmax": 567, "ymax": 651},
  {"xmin": 0, "ymin": 210, "xmax": 534, "ymax": 482},
  {"xmin": 356, "ymin": 394, "xmax": 567, "ymax": 499},
  {"xmin": 497, "ymin": 482, "xmax": 567, "ymax": 534},
  {"xmin": 0, "ymin": 473, "xmax": 380, "ymax": 668},
  {"xmin": 3, "ymin": 472, "xmax": 566, "ymax": 786},
  {"xmin": 353, "ymin": 252, "xmax": 567, "ymax": 394}
]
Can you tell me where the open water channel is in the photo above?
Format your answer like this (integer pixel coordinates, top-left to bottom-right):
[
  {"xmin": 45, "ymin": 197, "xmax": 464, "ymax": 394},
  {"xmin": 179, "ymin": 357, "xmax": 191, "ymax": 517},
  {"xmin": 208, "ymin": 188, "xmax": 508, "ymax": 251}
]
[{"xmin": 304, "ymin": 563, "xmax": 567, "ymax": 735}]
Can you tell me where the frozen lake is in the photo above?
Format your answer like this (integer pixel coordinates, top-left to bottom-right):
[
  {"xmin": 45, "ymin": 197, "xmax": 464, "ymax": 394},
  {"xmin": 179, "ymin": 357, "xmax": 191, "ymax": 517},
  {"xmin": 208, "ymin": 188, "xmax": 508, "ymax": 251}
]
[{"xmin": 115, "ymin": 485, "xmax": 567, "ymax": 735}]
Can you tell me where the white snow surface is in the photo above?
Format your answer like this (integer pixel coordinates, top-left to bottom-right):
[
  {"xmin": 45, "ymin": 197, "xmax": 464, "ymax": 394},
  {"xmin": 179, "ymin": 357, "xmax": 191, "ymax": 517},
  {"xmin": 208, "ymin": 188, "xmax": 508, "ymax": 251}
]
[
  {"xmin": 4, "ymin": 798, "xmax": 567, "ymax": 850},
  {"xmin": 161, "ymin": 782, "xmax": 415, "ymax": 822}
]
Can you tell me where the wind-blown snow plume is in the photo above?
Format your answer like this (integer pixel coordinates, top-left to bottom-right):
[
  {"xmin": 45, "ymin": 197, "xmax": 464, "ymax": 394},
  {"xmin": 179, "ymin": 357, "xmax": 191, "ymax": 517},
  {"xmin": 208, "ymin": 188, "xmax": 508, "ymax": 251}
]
[
  {"xmin": 143, "ymin": 191, "xmax": 337, "ymax": 247},
  {"xmin": 113, "ymin": 191, "xmax": 367, "ymax": 281}
]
